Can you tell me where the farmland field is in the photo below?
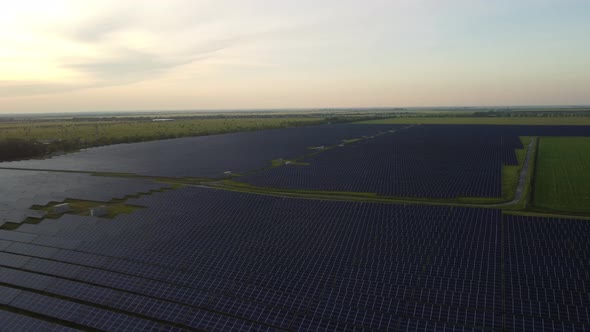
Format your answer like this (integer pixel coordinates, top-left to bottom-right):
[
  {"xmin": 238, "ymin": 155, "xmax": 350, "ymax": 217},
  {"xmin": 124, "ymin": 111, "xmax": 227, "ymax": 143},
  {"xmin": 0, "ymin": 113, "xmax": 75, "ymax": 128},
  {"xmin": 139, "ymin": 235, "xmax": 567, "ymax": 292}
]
[
  {"xmin": 0, "ymin": 117, "xmax": 326, "ymax": 142},
  {"xmin": 532, "ymin": 137, "xmax": 590, "ymax": 213},
  {"xmin": 359, "ymin": 116, "xmax": 590, "ymax": 125}
]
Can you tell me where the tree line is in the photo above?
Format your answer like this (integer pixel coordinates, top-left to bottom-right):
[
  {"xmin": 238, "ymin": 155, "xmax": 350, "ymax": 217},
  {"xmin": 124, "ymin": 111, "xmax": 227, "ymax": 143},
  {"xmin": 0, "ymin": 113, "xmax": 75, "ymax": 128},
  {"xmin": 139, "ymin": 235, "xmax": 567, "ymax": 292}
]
[{"xmin": 0, "ymin": 138, "xmax": 47, "ymax": 161}]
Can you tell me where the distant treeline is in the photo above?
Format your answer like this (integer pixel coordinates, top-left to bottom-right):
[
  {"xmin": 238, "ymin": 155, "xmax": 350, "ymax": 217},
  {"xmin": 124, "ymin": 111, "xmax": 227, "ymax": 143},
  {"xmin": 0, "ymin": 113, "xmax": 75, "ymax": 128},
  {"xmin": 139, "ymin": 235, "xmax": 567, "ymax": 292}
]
[
  {"xmin": 472, "ymin": 110, "xmax": 590, "ymax": 117},
  {"xmin": 381, "ymin": 110, "xmax": 590, "ymax": 119},
  {"xmin": 0, "ymin": 138, "xmax": 47, "ymax": 161},
  {"xmin": 70, "ymin": 113, "xmax": 382, "ymax": 122}
]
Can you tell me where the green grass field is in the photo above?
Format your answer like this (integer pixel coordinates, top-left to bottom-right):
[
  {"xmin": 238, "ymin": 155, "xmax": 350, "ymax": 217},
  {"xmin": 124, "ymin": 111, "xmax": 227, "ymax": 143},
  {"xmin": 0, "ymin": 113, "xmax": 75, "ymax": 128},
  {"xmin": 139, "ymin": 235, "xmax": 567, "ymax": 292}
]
[
  {"xmin": 358, "ymin": 117, "xmax": 590, "ymax": 125},
  {"xmin": 533, "ymin": 137, "xmax": 590, "ymax": 213},
  {"xmin": 0, "ymin": 117, "xmax": 325, "ymax": 142}
]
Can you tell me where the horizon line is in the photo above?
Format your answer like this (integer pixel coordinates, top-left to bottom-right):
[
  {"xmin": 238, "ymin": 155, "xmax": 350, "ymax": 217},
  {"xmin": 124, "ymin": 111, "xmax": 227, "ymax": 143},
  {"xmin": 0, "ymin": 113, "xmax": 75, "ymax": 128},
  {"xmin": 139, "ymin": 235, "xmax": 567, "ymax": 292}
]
[{"xmin": 1, "ymin": 105, "xmax": 590, "ymax": 116}]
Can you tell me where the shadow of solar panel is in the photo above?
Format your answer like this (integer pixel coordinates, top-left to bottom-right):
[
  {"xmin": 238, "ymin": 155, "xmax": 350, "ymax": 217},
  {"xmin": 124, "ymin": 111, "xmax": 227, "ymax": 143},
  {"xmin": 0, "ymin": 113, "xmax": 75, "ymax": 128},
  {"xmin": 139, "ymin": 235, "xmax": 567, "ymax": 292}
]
[
  {"xmin": 0, "ymin": 252, "xmax": 32, "ymax": 268},
  {"xmin": 0, "ymin": 309, "xmax": 80, "ymax": 332},
  {"xmin": 403, "ymin": 302, "xmax": 502, "ymax": 330},
  {"xmin": 43, "ymin": 278, "xmax": 204, "ymax": 326},
  {"xmin": 397, "ymin": 317, "xmax": 489, "ymax": 332},
  {"xmin": 4, "ymin": 242, "xmax": 59, "ymax": 258},
  {"xmin": 0, "ymin": 285, "xmax": 21, "ymax": 305},
  {"xmin": 292, "ymin": 315, "xmax": 374, "ymax": 332},
  {"xmin": 0, "ymin": 266, "xmax": 55, "ymax": 290},
  {"xmin": 9, "ymin": 291, "xmax": 182, "ymax": 331},
  {"xmin": 31, "ymin": 235, "xmax": 83, "ymax": 250},
  {"xmin": 209, "ymin": 295, "xmax": 295, "ymax": 329},
  {"xmin": 0, "ymin": 239, "xmax": 12, "ymax": 250},
  {"xmin": 0, "ymin": 229, "xmax": 37, "ymax": 242}
]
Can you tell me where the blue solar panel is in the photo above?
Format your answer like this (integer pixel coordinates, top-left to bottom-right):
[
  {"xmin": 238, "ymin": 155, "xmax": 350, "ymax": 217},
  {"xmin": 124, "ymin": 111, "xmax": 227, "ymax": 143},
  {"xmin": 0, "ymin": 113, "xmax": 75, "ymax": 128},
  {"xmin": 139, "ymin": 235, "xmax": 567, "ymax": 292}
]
[
  {"xmin": 237, "ymin": 125, "xmax": 523, "ymax": 198},
  {"xmin": 0, "ymin": 124, "xmax": 398, "ymax": 178},
  {"xmin": 0, "ymin": 285, "xmax": 21, "ymax": 305},
  {"xmin": 0, "ymin": 252, "xmax": 32, "ymax": 268}
]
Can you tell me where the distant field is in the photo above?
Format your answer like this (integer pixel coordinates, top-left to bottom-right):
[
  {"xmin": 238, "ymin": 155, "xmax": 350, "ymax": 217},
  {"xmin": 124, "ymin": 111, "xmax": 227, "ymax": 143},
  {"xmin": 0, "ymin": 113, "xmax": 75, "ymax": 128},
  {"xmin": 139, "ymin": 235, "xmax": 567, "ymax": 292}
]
[
  {"xmin": 358, "ymin": 117, "xmax": 590, "ymax": 125},
  {"xmin": 533, "ymin": 137, "xmax": 590, "ymax": 213},
  {"xmin": 0, "ymin": 117, "xmax": 325, "ymax": 142}
]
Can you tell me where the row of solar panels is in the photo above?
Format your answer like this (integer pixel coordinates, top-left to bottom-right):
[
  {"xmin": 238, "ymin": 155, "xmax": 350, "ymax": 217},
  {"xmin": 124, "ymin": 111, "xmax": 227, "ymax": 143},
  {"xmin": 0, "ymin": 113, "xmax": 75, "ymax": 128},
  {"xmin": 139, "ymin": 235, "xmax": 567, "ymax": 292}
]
[
  {"xmin": 238, "ymin": 125, "xmax": 523, "ymax": 198},
  {"xmin": 0, "ymin": 169, "xmax": 167, "ymax": 226},
  {"xmin": 0, "ymin": 124, "xmax": 400, "ymax": 178}
]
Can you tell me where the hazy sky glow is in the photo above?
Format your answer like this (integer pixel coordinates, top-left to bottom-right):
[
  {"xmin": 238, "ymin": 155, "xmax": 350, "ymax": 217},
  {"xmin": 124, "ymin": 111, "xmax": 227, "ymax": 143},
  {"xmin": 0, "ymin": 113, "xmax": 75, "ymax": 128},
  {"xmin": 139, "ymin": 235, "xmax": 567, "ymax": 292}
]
[{"xmin": 1, "ymin": 0, "xmax": 589, "ymax": 113}]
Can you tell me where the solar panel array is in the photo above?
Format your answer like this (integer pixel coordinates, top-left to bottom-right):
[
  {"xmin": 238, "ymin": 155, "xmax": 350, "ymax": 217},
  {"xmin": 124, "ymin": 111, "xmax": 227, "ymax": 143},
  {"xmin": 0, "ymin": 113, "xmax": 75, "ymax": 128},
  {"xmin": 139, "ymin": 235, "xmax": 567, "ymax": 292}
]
[
  {"xmin": 0, "ymin": 124, "xmax": 398, "ymax": 178},
  {"xmin": 503, "ymin": 214, "xmax": 590, "ymax": 331},
  {"xmin": 237, "ymin": 125, "xmax": 522, "ymax": 198},
  {"xmin": 237, "ymin": 125, "xmax": 590, "ymax": 198},
  {"xmin": 0, "ymin": 169, "xmax": 168, "ymax": 227},
  {"xmin": 0, "ymin": 186, "xmax": 589, "ymax": 331}
]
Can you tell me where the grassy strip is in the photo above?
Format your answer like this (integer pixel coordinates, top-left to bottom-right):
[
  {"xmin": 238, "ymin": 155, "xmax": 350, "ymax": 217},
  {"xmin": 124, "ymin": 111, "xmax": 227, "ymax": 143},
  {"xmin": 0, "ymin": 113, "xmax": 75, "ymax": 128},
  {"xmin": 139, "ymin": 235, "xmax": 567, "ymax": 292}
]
[
  {"xmin": 214, "ymin": 180, "xmax": 532, "ymax": 209},
  {"xmin": 91, "ymin": 172, "xmax": 209, "ymax": 185},
  {"xmin": 209, "ymin": 181, "xmax": 467, "ymax": 206},
  {"xmin": 221, "ymin": 180, "xmax": 380, "ymax": 198},
  {"xmin": 217, "ymin": 180, "xmax": 480, "ymax": 206},
  {"xmin": 0, "ymin": 217, "xmax": 42, "ymax": 231},
  {"xmin": 503, "ymin": 210, "xmax": 590, "ymax": 221},
  {"xmin": 506, "ymin": 137, "xmax": 538, "ymax": 211}
]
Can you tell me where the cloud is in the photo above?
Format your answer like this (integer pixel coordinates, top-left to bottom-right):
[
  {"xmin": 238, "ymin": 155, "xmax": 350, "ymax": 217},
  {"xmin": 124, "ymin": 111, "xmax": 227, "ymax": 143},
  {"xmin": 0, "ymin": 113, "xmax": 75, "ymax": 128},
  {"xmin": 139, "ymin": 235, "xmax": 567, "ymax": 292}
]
[
  {"xmin": 68, "ymin": 50, "xmax": 189, "ymax": 80},
  {"xmin": 0, "ymin": 41, "xmax": 230, "ymax": 97},
  {"xmin": 66, "ymin": 16, "xmax": 129, "ymax": 43},
  {"xmin": 4, "ymin": 0, "xmax": 588, "ymax": 111},
  {"xmin": 0, "ymin": 82, "xmax": 81, "ymax": 97},
  {"xmin": 2, "ymin": 2, "xmax": 257, "ymax": 96},
  {"xmin": 1, "ymin": 0, "xmax": 340, "ymax": 98}
]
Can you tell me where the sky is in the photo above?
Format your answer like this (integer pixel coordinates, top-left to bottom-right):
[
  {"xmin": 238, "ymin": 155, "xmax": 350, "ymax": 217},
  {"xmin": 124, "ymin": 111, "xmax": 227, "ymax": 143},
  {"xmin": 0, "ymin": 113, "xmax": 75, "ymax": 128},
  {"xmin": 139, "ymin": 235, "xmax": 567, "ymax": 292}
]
[{"xmin": 0, "ymin": 0, "xmax": 589, "ymax": 113}]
